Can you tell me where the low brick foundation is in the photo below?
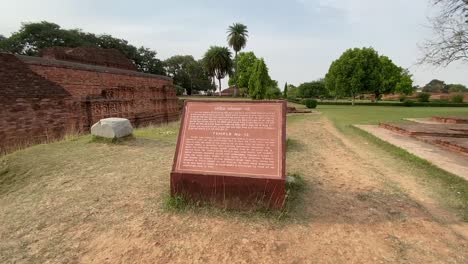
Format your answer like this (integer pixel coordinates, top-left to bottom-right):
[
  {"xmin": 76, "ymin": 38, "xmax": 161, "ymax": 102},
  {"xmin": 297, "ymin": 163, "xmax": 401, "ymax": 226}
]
[
  {"xmin": 431, "ymin": 116, "xmax": 468, "ymax": 124},
  {"xmin": 379, "ymin": 118, "xmax": 468, "ymax": 156}
]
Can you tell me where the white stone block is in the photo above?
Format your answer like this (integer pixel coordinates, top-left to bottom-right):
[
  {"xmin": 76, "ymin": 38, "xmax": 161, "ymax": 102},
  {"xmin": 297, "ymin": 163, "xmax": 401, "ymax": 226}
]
[{"xmin": 91, "ymin": 118, "xmax": 133, "ymax": 138}]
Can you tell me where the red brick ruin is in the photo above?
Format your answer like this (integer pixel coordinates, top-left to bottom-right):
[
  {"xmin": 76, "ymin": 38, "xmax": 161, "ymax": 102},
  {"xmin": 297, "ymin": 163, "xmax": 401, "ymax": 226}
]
[{"xmin": 0, "ymin": 47, "xmax": 179, "ymax": 153}]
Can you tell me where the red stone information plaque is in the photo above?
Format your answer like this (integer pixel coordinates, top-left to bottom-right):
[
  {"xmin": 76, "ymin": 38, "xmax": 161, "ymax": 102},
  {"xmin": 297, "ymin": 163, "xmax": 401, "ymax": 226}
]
[{"xmin": 171, "ymin": 100, "xmax": 287, "ymax": 208}]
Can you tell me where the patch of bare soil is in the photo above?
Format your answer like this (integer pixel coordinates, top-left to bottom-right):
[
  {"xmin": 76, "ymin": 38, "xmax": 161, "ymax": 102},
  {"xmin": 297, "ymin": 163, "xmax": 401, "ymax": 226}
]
[{"xmin": 0, "ymin": 117, "xmax": 467, "ymax": 263}]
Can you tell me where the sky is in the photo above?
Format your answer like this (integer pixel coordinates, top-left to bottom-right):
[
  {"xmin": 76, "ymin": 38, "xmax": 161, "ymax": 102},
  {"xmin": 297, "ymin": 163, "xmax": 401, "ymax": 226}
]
[{"xmin": 1, "ymin": 0, "xmax": 467, "ymax": 88}]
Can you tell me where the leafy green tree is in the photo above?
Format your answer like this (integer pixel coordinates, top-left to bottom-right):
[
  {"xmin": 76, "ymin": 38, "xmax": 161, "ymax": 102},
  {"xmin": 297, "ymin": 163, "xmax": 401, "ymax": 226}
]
[
  {"xmin": 451, "ymin": 94, "xmax": 464, "ymax": 103},
  {"xmin": 325, "ymin": 47, "xmax": 381, "ymax": 105},
  {"xmin": 297, "ymin": 80, "xmax": 328, "ymax": 99},
  {"xmin": 233, "ymin": 52, "xmax": 258, "ymax": 88},
  {"xmin": 283, "ymin": 82, "xmax": 288, "ymax": 98},
  {"xmin": 378, "ymin": 56, "xmax": 403, "ymax": 98},
  {"xmin": 325, "ymin": 47, "xmax": 415, "ymax": 104},
  {"xmin": 418, "ymin": 92, "xmax": 431, "ymax": 102},
  {"xmin": 0, "ymin": 21, "xmax": 165, "ymax": 75},
  {"xmin": 134, "ymin": 47, "xmax": 165, "ymax": 75},
  {"xmin": 0, "ymin": 21, "xmax": 89, "ymax": 55},
  {"xmin": 248, "ymin": 59, "xmax": 270, "ymax": 99},
  {"xmin": 227, "ymin": 23, "xmax": 248, "ymax": 89},
  {"xmin": 266, "ymin": 86, "xmax": 282, "ymax": 99},
  {"xmin": 164, "ymin": 55, "xmax": 214, "ymax": 95},
  {"xmin": 287, "ymin": 84, "xmax": 298, "ymax": 98},
  {"xmin": 395, "ymin": 70, "xmax": 414, "ymax": 95},
  {"xmin": 446, "ymin": 83, "xmax": 468, "ymax": 92},
  {"xmin": 202, "ymin": 46, "xmax": 233, "ymax": 96},
  {"xmin": 422, "ymin": 79, "xmax": 447, "ymax": 93}
]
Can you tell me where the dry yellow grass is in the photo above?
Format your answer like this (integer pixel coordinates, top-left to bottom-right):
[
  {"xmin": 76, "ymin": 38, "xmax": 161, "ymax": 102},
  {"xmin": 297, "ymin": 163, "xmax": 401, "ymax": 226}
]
[{"xmin": 0, "ymin": 112, "xmax": 467, "ymax": 263}]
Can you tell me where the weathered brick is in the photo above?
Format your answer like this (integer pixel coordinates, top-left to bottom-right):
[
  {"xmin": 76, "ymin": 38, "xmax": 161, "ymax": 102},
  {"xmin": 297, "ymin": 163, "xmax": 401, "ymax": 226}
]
[{"xmin": 0, "ymin": 49, "xmax": 179, "ymax": 154}]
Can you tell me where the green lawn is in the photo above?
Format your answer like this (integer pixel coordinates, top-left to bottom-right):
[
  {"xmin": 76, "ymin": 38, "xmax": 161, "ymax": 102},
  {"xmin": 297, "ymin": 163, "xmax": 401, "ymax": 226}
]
[{"xmin": 318, "ymin": 105, "xmax": 468, "ymax": 134}]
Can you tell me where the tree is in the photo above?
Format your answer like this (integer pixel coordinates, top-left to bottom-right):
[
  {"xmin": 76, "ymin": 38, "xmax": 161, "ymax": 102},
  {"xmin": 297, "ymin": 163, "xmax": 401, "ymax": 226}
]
[
  {"xmin": 297, "ymin": 80, "xmax": 328, "ymax": 99},
  {"xmin": 325, "ymin": 47, "xmax": 414, "ymax": 104},
  {"xmin": 378, "ymin": 56, "xmax": 404, "ymax": 99},
  {"xmin": 266, "ymin": 86, "xmax": 282, "ymax": 99},
  {"xmin": 422, "ymin": 79, "xmax": 447, "ymax": 93},
  {"xmin": 0, "ymin": 21, "xmax": 165, "ymax": 75},
  {"xmin": 248, "ymin": 59, "xmax": 270, "ymax": 99},
  {"xmin": 236, "ymin": 52, "xmax": 258, "ymax": 88},
  {"xmin": 395, "ymin": 70, "xmax": 414, "ymax": 95},
  {"xmin": 287, "ymin": 84, "xmax": 299, "ymax": 98},
  {"xmin": 283, "ymin": 82, "xmax": 288, "ymax": 98},
  {"xmin": 135, "ymin": 47, "xmax": 165, "ymax": 75},
  {"xmin": 419, "ymin": 0, "xmax": 468, "ymax": 66},
  {"xmin": 227, "ymin": 23, "xmax": 248, "ymax": 89},
  {"xmin": 164, "ymin": 55, "xmax": 214, "ymax": 95},
  {"xmin": 446, "ymin": 83, "xmax": 468, "ymax": 92},
  {"xmin": 324, "ymin": 47, "xmax": 382, "ymax": 105},
  {"xmin": 202, "ymin": 46, "xmax": 233, "ymax": 96}
]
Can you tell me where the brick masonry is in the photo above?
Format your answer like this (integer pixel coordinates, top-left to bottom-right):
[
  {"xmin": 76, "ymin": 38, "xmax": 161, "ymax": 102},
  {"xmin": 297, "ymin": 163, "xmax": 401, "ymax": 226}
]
[{"xmin": 1, "ymin": 48, "xmax": 179, "ymax": 154}]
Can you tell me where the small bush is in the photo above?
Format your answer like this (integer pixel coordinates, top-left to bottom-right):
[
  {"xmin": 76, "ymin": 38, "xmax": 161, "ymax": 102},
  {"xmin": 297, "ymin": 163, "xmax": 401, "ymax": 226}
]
[
  {"xmin": 398, "ymin": 95, "xmax": 406, "ymax": 102},
  {"xmin": 451, "ymin": 94, "xmax": 464, "ymax": 103},
  {"xmin": 417, "ymin": 92, "xmax": 431, "ymax": 102},
  {"xmin": 303, "ymin": 99, "xmax": 317, "ymax": 109},
  {"xmin": 165, "ymin": 195, "xmax": 189, "ymax": 211},
  {"xmin": 402, "ymin": 99, "xmax": 414, "ymax": 107},
  {"xmin": 175, "ymin": 85, "xmax": 185, "ymax": 96}
]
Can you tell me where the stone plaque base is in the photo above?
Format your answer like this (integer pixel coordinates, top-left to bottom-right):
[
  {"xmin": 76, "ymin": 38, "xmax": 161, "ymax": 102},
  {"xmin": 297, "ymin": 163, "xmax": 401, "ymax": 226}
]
[{"xmin": 170, "ymin": 172, "xmax": 285, "ymax": 208}]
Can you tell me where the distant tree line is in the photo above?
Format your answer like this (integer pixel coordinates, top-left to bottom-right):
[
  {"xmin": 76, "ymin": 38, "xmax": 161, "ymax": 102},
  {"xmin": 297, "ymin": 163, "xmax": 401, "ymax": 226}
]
[
  {"xmin": 0, "ymin": 21, "xmax": 282, "ymax": 98},
  {"xmin": 0, "ymin": 21, "xmax": 165, "ymax": 75},
  {"xmin": 421, "ymin": 79, "xmax": 468, "ymax": 93},
  {"xmin": 0, "ymin": 21, "xmax": 216, "ymax": 95},
  {"xmin": 4, "ymin": 22, "xmax": 463, "ymax": 101}
]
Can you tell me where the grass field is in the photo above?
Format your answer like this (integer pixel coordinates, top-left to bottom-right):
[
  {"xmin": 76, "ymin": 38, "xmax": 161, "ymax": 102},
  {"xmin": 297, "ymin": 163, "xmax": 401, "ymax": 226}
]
[
  {"xmin": 1, "ymin": 104, "xmax": 468, "ymax": 262},
  {"xmin": 317, "ymin": 104, "xmax": 468, "ymax": 134}
]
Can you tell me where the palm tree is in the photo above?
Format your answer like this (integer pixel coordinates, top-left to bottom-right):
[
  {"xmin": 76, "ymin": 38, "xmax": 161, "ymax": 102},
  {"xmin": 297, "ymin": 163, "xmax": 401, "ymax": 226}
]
[
  {"xmin": 227, "ymin": 23, "xmax": 248, "ymax": 89},
  {"xmin": 202, "ymin": 46, "xmax": 233, "ymax": 96}
]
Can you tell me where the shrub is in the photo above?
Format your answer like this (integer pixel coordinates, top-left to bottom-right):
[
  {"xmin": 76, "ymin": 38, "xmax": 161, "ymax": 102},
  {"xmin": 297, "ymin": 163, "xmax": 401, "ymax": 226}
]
[
  {"xmin": 417, "ymin": 92, "xmax": 431, "ymax": 102},
  {"xmin": 402, "ymin": 99, "xmax": 414, "ymax": 107},
  {"xmin": 175, "ymin": 85, "xmax": 185, "ymax": 96},
  {"xmin": 398, "ymin": 95, "xmax": 406, "ymax": 102},
  {"xmin": 451, "ymin": 94, "xmax": 464, "ymax": 103},
  {"xmin": 303, "ymin": 99, "xmax": 317, "ymax": 109}
]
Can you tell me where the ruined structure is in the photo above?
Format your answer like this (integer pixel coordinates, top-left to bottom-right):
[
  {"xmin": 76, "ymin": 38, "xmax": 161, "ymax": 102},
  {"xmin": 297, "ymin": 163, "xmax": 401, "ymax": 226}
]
[{"xmin": 0, "ymin": 47, "xmax": 179, "ymax": 153}]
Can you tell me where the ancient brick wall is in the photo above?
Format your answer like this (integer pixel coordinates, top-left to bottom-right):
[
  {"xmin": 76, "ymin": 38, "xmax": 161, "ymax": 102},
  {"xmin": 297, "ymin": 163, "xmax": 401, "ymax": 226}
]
[
  {"xmin": 23, "ymin": 59, "xmax": 179, "ymax": 129},
  {"xmin": 1, "ymin": 50, "xmax": 179, "ymax": 154},
  {"xmin": 0, "ymin": 53, "xmax": 81, "ymax": 154}
]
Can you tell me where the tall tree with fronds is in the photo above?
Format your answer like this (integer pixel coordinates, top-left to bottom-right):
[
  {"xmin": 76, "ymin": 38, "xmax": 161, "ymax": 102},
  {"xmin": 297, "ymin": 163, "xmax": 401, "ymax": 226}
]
[
  {"xmin": 227, "ymin": 23, "xmax": 248, "ymax": 89},
  {"xmin": 202, "ymin": 46, "xmax": 233, "ymax": 96}
]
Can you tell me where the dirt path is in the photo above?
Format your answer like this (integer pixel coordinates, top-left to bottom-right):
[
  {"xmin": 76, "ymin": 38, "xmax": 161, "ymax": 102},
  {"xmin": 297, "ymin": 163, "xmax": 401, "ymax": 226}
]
[{"xmin": 1, "ymin": 116, "xmax": 467, "ymax": 263}]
